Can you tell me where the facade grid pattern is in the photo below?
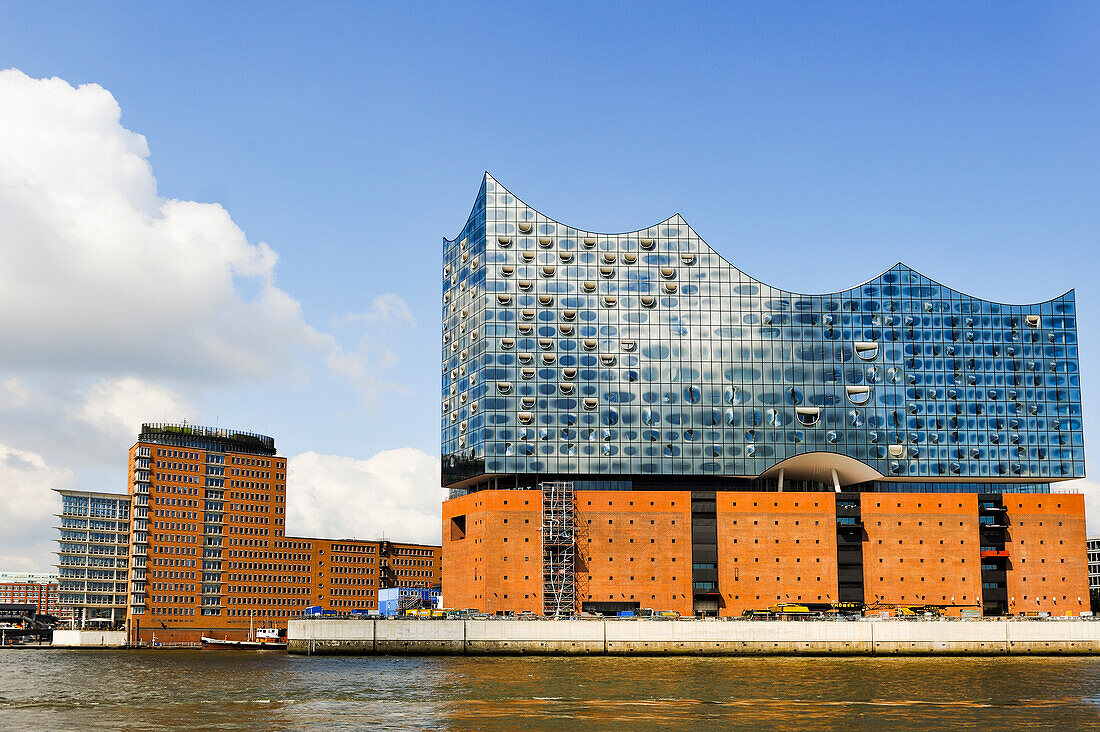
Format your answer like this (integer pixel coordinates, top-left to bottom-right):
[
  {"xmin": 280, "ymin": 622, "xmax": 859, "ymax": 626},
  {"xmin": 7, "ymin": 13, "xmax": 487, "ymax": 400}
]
[
  {"xmin": 55, "ymin": 490, "xmax": 130, "ymax": 627},
  {"xmin": 443, "ymin": 175, "xmax": 1083, "ymax": 486},
  {"xmin": 1088, "ymin": 537, "xmax": 1100, "ymax": 591}
]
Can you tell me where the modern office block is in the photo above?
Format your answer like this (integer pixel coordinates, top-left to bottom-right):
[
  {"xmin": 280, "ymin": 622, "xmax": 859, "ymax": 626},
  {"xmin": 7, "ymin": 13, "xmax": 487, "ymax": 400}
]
[
  {"xmin": 1088, "ymin": 536, "xmax": 1100, "ymax": 593},
  {"xmin": 55, "ymin": 490, "xmax": 130, "ymax": 627}
]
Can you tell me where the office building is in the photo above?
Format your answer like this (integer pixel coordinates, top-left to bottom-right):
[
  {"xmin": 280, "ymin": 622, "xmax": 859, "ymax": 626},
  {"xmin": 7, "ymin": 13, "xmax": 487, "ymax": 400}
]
[
  {"xmin": 122, "ymin": 423, "xmax": 440, "ymax": 643},
  {"xmin": 1088, "ymin": 536, "xmax": 1100, "ymax": 593},
  {"xmin": 441, "ymin": 174, "xmax": 1088, "ymax": 617},
  {"xmin": 0, "ymin": 571, "xmax": 59, "ymax": 583},
  {"xmin": 0, "ymin": 573, "xmax": 61, "ymax": 619},
  {"xmin": 55, "ymin": 490, "xmax": 130, "ymax": 627}
]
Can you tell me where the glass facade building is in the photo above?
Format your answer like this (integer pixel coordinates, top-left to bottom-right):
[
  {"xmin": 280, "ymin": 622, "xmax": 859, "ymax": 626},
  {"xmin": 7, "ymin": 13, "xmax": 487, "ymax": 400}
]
[
  {"xmin": 1088, "ymin": 536, "xmax": 1100, "ymax": 592},
  {"xmin": 442, "ymin": 174, "xmax": 1083, "ymax": 492},
  {"xmin": 441, "ymin": 175, "xmax": 1089, "ymax": 619},
  {"xmin": 55, "ymin": 490, "xmax": 131, "ymax": 627}
]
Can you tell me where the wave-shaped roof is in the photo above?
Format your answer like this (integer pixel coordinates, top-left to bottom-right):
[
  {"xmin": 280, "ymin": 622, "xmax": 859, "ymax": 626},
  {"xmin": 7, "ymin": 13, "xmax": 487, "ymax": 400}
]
[{"xmin": 453, "ymin": 173, "xmax": 1072, "ymax": 307}]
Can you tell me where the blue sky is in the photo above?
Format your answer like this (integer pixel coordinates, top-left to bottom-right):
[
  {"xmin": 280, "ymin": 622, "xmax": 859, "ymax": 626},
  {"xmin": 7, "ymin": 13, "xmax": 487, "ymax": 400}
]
[{"xmin": 1, "ymin": 2, "xmax": 1098, "ymax": 566}]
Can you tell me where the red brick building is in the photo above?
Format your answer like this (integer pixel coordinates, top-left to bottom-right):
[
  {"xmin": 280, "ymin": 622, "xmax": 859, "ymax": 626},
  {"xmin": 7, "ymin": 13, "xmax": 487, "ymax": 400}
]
[
  {"xmin": 122, "ymin": 423, "xmax": 440, "ymax": 644},
  {"xmin": 443, "ymin": 488, "xmax": 1088, "ymax": 618},
  {"xmin": 0, "ymin": 579, "xmax": 60, "ymax": 617}
]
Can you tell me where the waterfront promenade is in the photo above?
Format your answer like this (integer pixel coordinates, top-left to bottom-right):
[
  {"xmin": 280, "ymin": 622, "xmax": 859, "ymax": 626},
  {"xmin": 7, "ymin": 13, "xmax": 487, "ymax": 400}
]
[{"xmin": 288, "ymin": 618, "xmax": 1100, "ymax": 656}]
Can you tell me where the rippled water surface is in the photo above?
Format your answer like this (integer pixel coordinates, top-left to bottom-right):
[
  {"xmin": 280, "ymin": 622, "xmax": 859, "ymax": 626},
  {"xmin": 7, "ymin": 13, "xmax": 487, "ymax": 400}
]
[{"xmin": 1, "ymin": 650, "xmax": 1099, "ymax": 730}]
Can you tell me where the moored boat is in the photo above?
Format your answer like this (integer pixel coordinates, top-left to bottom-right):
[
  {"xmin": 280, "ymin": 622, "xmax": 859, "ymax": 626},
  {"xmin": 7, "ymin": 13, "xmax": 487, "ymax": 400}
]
[{"xmin": 201, "ymin": 626, "xmax": 286, "ymax": 650}]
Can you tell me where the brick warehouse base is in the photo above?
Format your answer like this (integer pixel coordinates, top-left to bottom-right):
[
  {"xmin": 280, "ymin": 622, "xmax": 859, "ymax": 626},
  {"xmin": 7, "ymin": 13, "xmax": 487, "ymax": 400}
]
[{"xmin": 442, "ymin": 490, "xmax": 1089, "ymax": 618}]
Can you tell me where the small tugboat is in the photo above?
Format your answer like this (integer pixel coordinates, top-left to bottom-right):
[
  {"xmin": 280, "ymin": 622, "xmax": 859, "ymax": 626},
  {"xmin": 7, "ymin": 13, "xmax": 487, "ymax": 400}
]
[{"xmin": 202, "ymin": 613, "xmax": 287, "ymax": 650}]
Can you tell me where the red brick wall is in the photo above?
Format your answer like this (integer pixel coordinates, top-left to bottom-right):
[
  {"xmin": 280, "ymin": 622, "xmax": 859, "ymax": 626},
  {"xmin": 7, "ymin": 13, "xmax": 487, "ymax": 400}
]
[
  {"xmin": 442, "ymin": 491, "xmax": 542, "ymax": 614},
  {"xmin": 1006, "ymin": 493, "xmax": 1089, "ymax": 616},
  {"xmin": 862, "ymin": 494, "xmax": 982, "ymax": 615},
  {"xmin": 440, "ymin": 487, "xmax": 1090, "ymax": 620},
  {"xmin": 716, "ymin": 492, "xmax": 838, "ymax": 616},
  {"xmin": 442, "ymin": 489, "xmax": 693, "ymax": 615},
  {"xmin": 576, "ymin": 491, "xmax": 693, "ymax": 616},
  {"xmin": 0, "ymin": 583, "xmax": 57, "ymax": 616}
]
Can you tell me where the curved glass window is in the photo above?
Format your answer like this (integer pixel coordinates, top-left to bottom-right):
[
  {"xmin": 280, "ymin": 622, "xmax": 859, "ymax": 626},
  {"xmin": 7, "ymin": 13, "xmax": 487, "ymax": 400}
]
[
  {"xmin": 795, "ymin": 407, "xmax": 819, "ymax": 427},
  {"xmin": 846, "ymin": 386, "xmax": 872, "ymax": 405},
  {"xmin": 854, "ymin": 342, "xmax": 879, "ymax": 360}
]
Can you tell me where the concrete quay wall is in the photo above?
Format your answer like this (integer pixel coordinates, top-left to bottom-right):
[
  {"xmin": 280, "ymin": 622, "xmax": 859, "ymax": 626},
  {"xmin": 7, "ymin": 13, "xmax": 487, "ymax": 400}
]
[
  {"xmin": 287, "ymin": 619, "xmax": 1100, "ymax": 656},
  {"xmin": 52, "ymin": 630, "xmax": 128, "ymax": 648}
]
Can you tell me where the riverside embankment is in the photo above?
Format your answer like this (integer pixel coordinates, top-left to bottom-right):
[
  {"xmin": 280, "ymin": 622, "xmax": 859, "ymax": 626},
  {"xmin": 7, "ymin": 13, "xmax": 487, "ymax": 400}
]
[{"xmin": 287, "ymin": 618, "xmax": 1100, "ymax": 656}]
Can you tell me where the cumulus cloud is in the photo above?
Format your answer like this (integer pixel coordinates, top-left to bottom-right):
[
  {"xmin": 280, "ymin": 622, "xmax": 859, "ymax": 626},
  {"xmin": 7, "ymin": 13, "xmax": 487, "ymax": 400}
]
[
  {"xmin": 0, "ymin": 374, "xmax": 194, "ymax": 474},
  {"xmin": 78, "ymin": 377, "xmax": 195, "ymax": 445},
  {"xmin": 286, "ymin": 448, "xmax": 444, "ymax": 545},
  {"xmin": 0, "ymin": 442, "xmax": 74, "ymax": 570},
  {"xmin": 0, "ymin": 69, "xmax": 432, "ymax": 570},
  {"xmin": 0, "ymin": 68, "xmax": 326, "ymax": 381}
]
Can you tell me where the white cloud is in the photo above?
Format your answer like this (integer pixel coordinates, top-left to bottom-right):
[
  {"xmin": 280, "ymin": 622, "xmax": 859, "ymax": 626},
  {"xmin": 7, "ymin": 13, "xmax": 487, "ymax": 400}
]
[
  {"xmin": 0, "ymin": 375, "xmax": 194, "ymax": 474},
  {"xmin": 327, "ymin": 293, "xmax": 418, "ymax": 400},
  {"xmin": 0, "ymin": 68, "xmax": 327, "ymax": 381},
  {"xmin": 339, "ymin": 293, "xmax": 417, "ymax": 328},
  {"xmin": 286, "ymin": 448, "xmax": 443, "ymax": 545},
  {"xmin": 78, "ymin": 377, "xmax": 194, "ymax": 445},
  {"xmin": 0, "ymin": 68, "xmax": 427, "ymax": 570},
  {"xmin": 0, "ymin": 442, "xmax": 74, "ymax": 570},
  {"xmin": 1061, "ymin": 478, "xmax": 1100, "ymax": 536}
]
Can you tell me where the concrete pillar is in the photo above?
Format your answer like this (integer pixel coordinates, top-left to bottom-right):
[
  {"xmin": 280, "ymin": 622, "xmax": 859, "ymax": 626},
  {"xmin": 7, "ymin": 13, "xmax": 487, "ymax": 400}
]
[
  {"xmin": 831, "ymin": 468, "xmax": 841, "ymax": 493},
  {"xmin": 777, "ymin": 469, "xmax": 784, "ymax": 492}
]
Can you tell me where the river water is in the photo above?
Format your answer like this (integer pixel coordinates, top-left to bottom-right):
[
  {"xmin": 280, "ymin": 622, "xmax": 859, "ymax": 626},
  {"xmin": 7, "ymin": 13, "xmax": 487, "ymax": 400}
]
[{"xmin": 1, "ymin": 650, "xmax": 1099, "ymax": 730}]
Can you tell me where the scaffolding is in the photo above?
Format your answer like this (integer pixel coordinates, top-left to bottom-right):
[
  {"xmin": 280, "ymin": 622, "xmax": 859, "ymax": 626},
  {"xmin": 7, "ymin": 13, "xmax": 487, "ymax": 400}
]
[
  {"xmin": 398, "ymin": 593, "xmax": 427, "ymax": 613},
  {"xmin": 541, "ymin": 481, "xmax": 576, "ymax": 617}
]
